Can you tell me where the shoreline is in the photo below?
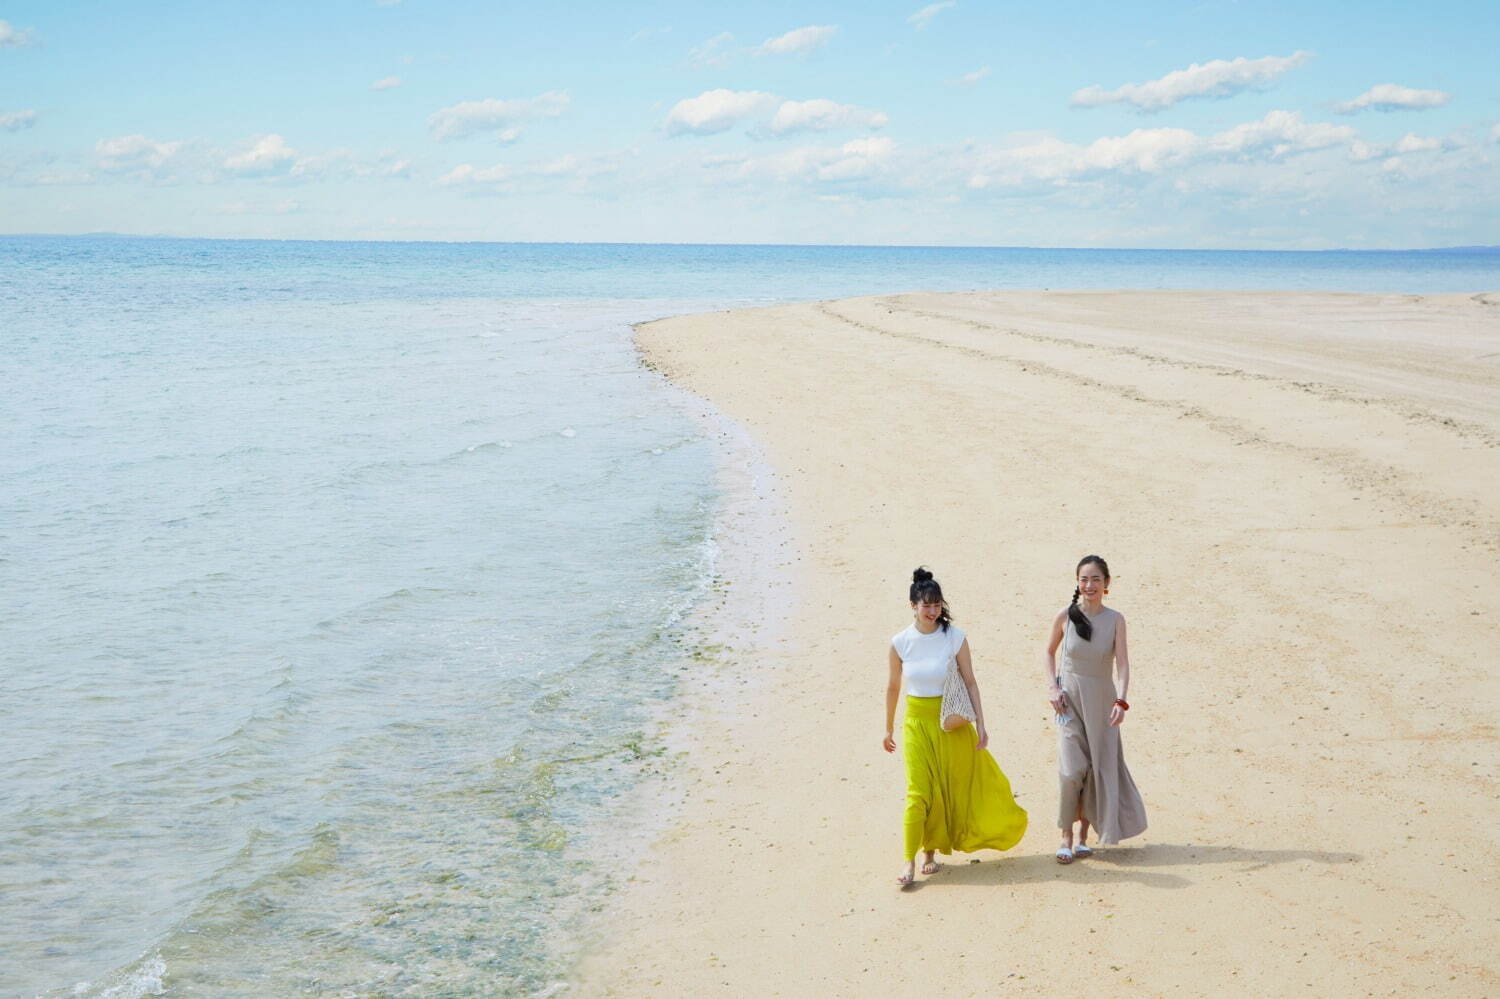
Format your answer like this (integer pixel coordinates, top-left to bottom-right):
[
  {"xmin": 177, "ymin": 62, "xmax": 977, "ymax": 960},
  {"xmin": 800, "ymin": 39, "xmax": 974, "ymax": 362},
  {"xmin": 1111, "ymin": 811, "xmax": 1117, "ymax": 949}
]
[
  {"xmin": 576, "ymin": 289, "xmax": 1500, "ymax": 996},
  {"xmin": 562, "ymin": 361, "xmax": 799, "ymax": 993}
]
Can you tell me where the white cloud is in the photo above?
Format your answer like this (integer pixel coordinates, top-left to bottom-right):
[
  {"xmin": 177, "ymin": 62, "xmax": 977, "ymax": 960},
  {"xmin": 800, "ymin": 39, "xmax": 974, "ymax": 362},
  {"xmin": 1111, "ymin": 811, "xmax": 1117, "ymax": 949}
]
[
  {"xmin": 758, "ymin": 25, "xmax": 837, "ymax": 56},
  {"xmin": 666, "ymin": 91, "xmax": 891, "ymax": 138},
  {"xmin": 371, "ymin": 75, "xmax": 401, "ymax": 91},
  {"xmin": 701, "ymin": 152, "xmax": 746, "ymax": 168},
  {"xmin": 665, "ymin": 89, "xmax": 778, "ymax": 135},
  {"xmin": 819, "ymin": 137, "xmax": 896, "ymax": 180},
  {"xmin": 629, "ymin": 26, "xmax": 671, "ymax": 43},
  {"xmin": 908, "ymin": 2, "xmax": 956, "ymax": 30},
  {"xmin": 95, "ymin": 134, "xmax": 187, "ymax": 175},
  {"xmin": 962, "ymin": 110, "xmax": 1367, "ymax": 189},
  {"xmin": 1208, "ymin": 110, "xmax": 1357, "ymax": 158},
  {"xmin": 705, "ymin": 137, "xmax": 899, "ymax": 186},
  {"xmin": 1079, "ymin": 128, "xmax": 1200, "ymax": 172},
  {"xmin": 1393, "ymin": 133, "xmax": 1442, "ymax": 154},
  {"xmin": 428, "ymin": 91, "xmax": 570, "ymax": 141},
  {"xmin": 375, "ymin": 156, "xmax": 412, "ymax": 178},
  {"xmin": 966, "ymin": 129, "xmax": 1198, "ymax": 187},
  {"xmin": 224, "ymin": 134, "xmax": 299, "ymax": 176},
  {"xmin": 438, "ymin": 151, "xmax": 626, "ymax": 192},
  {"xmin": 439, "ymin": 163, "xmax": 504, "ymax": 185},
  {"xmin": 841, "ymin": 137, "xmax": 894, "ymax": 158},
  {"xmin": 729, "ymin": 147, "xmax": 830, "ymax": 182},
  {"xmin": 283, "ymin": 149, "xmax": 344, "ymax": 178},
  {"xmin": 25, "ymin": 168, "xmax": 94, "ymax": 187},
  {"xmin": 769, "ymin": 99, "xmax": 888, "ymax": 134},
  {"xmin": 1334, "ymin": 83, "xmax": 1450, "ymax": 114},
  {"xmin": 687, "ymin": 32, "xmax": 734, "ymax": 68},
  {"xmin": 0, "ymin": 19, "xmax": 35, "ymax": 47},
  {"xmin": 954, "ymin": 67, "xmax": 990, "ymax": 87},
  {"xmin": 282, "ymin": 147, "xmax": 412, "ymax": 181},
  {"xmin": 74, "ymin": 133, "xmax": 413, "ymax": 186},
  {"xmin": 1071, "ymin": 51, "xmax": 1313, "ymax": 112},
  {"xmin": 947, "ymin": 128, "xmax": 1500, "ymax": 245},
  {"xmin": 1, "ymin": 109, "xmax": 36, "ymax": 131}
]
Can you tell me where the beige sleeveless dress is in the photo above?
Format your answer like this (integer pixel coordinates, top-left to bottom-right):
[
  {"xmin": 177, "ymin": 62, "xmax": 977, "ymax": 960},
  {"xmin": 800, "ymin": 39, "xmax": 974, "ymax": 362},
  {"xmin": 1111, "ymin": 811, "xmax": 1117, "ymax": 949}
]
[{"xmin": 1057, "ymin": 606, "xmax": 1147, "ymax": 843}]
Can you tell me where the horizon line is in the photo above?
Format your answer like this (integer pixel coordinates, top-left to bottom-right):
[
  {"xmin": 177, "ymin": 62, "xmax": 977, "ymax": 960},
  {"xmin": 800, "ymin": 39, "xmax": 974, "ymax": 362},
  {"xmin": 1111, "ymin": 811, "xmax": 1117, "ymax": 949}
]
[{"xmin": 2, "ymin": 232, "xmax": 1498, "ymax": 255}]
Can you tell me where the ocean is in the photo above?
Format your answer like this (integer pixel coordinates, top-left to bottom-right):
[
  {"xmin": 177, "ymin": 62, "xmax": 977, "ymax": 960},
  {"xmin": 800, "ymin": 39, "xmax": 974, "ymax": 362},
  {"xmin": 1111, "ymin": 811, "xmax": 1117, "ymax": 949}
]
[{"xmin": 2, "ymin": 236, "xmax": 1495, "ymax": 997}]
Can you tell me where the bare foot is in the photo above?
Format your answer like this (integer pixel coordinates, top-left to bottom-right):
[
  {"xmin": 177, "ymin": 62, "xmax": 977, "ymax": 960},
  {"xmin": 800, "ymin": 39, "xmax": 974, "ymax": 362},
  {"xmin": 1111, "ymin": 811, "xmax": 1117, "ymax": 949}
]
[
  {"xmin": 920, "ymin": 853, "xmax": 941, "ymax": 875},
  {"xmin": 897, "ymin": 861, "xmax": 915, "ymax": 886}
]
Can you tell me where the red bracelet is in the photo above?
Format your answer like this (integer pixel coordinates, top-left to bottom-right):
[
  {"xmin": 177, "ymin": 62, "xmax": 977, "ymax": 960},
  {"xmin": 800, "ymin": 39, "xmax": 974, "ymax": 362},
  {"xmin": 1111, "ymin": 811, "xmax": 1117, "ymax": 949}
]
[{"xmin": 1114, "ymin": 699, "xmax": 1130, "ymax": 710}]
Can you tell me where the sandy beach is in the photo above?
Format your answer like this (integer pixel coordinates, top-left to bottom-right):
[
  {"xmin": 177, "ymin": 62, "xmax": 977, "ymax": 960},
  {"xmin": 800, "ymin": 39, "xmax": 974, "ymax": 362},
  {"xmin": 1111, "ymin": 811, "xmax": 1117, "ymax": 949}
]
[{"xmin": 578, "ymin": 290, "xmax": 1500, "ymax": 997}]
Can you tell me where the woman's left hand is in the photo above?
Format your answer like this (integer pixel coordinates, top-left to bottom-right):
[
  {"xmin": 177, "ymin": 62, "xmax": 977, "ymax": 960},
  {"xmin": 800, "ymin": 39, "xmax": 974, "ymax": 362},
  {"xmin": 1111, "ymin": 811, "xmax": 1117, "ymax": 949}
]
[
  {"xmin": 1108, "ymin": 704, "xmax": 1125, "ymax": 726},
  {"xmin": 975, "ymin": 727, "xmax": 989, "ymax": 751}
]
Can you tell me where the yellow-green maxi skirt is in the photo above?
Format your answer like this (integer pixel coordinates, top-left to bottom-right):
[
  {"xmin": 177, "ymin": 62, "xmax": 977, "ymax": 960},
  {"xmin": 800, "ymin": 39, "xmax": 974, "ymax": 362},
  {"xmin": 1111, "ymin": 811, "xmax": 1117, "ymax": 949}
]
[{"xmin": 903, "ymin": 696, "xmax": 1028, "ymax": 861}]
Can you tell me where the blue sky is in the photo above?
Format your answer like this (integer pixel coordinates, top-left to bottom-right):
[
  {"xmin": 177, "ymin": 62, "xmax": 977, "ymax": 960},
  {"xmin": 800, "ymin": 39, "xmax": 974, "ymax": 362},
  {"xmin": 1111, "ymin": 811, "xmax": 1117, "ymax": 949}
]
[{"xmin": 1, "ymin": 0, "xmax": 1497, "ymax": 247}]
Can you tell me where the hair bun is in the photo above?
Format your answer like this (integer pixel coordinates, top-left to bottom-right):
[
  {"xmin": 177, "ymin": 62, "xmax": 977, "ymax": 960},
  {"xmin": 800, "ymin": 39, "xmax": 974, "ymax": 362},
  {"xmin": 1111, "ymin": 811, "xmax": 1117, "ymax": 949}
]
[{"xmin": 912, "ymin": 567, "xmax": 933, "ymax": 583}]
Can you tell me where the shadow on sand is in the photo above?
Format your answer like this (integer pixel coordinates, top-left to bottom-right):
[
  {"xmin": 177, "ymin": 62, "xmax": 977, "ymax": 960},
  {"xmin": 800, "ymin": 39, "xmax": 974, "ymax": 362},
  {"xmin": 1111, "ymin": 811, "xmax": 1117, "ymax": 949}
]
[{"xmin": 900, "ymin": 842, "xmax": 1362, "ymax": 892}]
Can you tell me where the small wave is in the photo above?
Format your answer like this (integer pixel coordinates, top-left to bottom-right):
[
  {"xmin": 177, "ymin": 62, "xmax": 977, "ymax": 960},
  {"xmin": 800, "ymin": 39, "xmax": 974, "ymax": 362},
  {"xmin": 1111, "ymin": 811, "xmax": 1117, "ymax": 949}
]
[
  {"xmin": 208, "ymin": 663, "xmax": 306, "ymax": 757},
  {"xmin": 209, "ymin": 706, "xmax": 303, "ymax": 757},
  {"xmin": 457, "ymin": 440, "xmax": 515, "ymax": 456},
  {"xmin": 152, "ymin": 570, "xmax": 237, "ymax": 593},
  {"xmin": 149, "ymin": 822, "xmax": 344, "ymax": 961},
  {"xmin": 35, "ymin": 421, "xmax": 101, "ymax": 441},
  {"xmin": 643, "ymin": 435, "xmax": 700, "ymax": 457},
  {"xmin": 105, "ymin": 454, "xmax": 182, "ymax": 473},
  {"xmin": 313, "ymin": 585, "xmax": 468, "ymax": 629},
  {"xmin": 65, "ymin": 949, "xmax": 166, "ymax": 999},
  {"xmin": 372, "ymin": 585, "xmax": 475, "ymax": 604},
  {"xmin": 558, "ymin": 427, "xmax": 577, "ymax": 438},
  {"xmin": 258, "ymin": 655, "xmax": 296, "ymax": 694},
  {"xmin": 314, "ymin": 457, "xmax": 411, "ymax": 489},
  {"xmin": 214, "ymin": 445, "xmax": 268, "ymax": 460}
]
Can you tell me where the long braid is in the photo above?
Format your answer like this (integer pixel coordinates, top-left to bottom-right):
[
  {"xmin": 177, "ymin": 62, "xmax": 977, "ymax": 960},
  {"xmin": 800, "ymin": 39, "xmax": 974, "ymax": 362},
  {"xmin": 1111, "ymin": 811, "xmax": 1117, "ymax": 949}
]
[
  {"xmin": 1067, "ymin": 585, "xmax": 1092, "ymax": 641},
  {"xmin": 1068, "ymin": 554, "xmax": 1110, "ymax": 642}
]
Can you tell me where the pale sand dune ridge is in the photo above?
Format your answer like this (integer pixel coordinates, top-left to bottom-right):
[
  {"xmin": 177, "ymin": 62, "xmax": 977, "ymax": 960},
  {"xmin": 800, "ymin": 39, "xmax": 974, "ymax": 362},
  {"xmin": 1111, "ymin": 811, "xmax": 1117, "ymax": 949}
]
[{"xmin": 579, "ymin": 291, "xmax": 1500, "ymax": 997}]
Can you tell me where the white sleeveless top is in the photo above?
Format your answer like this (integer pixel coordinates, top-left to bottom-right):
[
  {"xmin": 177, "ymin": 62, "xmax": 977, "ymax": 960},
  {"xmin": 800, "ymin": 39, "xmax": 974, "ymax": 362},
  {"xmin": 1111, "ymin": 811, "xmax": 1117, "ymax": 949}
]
[{"xmin": 891, "ymin": 623, "xmax": 966, "ymax": 697}]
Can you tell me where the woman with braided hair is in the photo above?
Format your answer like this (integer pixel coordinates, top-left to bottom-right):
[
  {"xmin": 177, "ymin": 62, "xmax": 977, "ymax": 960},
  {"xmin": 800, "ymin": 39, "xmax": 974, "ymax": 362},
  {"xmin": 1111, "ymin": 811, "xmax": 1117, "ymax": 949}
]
[
  {"xmin": 1042, "ymin": 555, "xmax": 1147, "ymax": 863},
  {"xmin": 884, "ymin": 567, "xmax": 1027, "ymax": 887}
]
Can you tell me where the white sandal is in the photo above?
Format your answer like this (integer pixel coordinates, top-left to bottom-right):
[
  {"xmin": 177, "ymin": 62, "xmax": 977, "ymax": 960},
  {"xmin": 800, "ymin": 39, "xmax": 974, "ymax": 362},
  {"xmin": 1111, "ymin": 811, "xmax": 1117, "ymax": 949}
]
[
  {"xmin": 1073, "ymin": 843, "xmax": 1093, "ymax": 859},
  {"xmin": 1055, "ymin": 845, "xmax": 1074, "ymax": 865}
]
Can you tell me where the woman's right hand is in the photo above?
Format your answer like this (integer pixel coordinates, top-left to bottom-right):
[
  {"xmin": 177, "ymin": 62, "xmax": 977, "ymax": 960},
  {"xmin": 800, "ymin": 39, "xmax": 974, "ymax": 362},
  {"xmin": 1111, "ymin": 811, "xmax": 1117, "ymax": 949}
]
[
  {"xmin": 1048, "ymin": 685, "xmax": 1067, "ymax": 714},
  {"xmin": 882, "ymin": 732, "xmax": 896, "ymax": 753}
]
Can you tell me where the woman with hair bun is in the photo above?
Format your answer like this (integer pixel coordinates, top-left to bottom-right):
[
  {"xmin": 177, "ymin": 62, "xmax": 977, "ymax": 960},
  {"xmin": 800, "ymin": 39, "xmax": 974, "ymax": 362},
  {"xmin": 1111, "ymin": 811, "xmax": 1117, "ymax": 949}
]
[
  {"xmin": 884, "ymin": 567, "xmax": 1027, "ymax": 886},
  {"xmin": 1042, "ymin": 555, "xmax": 1147, "ymax": 863}
]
